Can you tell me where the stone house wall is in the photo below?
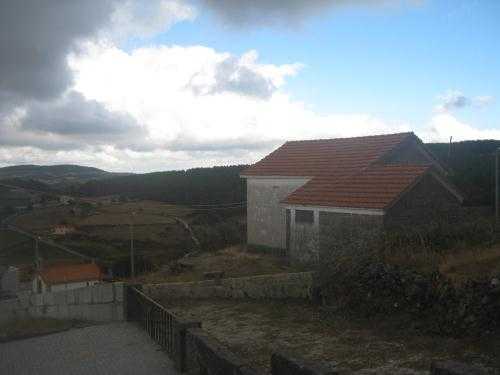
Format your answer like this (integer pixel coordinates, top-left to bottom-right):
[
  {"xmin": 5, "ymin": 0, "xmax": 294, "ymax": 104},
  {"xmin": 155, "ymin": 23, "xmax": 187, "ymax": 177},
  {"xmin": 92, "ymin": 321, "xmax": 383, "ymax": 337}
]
[
  {"xmin": 246, "ymin": 177, "xmax": 309, "ymax": 249},
  {"xmin": 289, "ymin": 209, "xmax": 320, "ymax": 263},
  {"xmin": 319, "ymin": 212, "xmax": 384, "ymax": 262}
]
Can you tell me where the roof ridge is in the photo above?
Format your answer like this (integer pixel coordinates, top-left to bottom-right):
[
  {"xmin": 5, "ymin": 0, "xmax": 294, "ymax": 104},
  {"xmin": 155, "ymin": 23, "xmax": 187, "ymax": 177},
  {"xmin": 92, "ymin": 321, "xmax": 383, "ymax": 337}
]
[{"xmin": 284, "ymin": 132, "xmax": 413, "ymax": 144}]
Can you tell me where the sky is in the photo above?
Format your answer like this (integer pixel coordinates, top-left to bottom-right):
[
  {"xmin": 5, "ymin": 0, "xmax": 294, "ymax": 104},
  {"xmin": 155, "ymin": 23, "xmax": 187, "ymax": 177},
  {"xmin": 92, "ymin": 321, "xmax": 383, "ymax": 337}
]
[{"xmin": 0, "ymin": 0, "xmax": 499, "ymax": 172}]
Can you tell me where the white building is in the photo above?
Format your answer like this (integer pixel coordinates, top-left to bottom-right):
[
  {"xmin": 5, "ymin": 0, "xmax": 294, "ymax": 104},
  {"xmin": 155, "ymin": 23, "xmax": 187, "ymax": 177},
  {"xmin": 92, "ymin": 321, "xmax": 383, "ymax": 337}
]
[
  {"xmin": 53, "ymin": 224, "xmax": 76, "ymax": 236},
  {"xmin": 33, "ymin": 263, "xmax": 103, "ymax": 293}
]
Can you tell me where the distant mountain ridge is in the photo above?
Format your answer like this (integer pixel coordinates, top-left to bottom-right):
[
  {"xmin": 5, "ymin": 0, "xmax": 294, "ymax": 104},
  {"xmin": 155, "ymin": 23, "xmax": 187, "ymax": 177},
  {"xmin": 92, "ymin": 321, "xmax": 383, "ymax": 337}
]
[{"xmin": 0, "ymin": 164, "xmax": 130, "ymax": 186}]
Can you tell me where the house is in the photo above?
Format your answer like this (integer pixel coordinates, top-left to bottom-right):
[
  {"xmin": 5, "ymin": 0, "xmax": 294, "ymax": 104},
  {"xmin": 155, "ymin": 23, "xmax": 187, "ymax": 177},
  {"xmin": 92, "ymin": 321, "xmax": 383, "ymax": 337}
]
[
  {"xmin": 241, "ymin": 132, "xmax": 464, "ymax": 263},
  {"xmin": 32, "ymin": 263, "xmax": 104, "ymax": 293},
  {"xmin": 53, "ymin": 224, "xmax": 76, "ymax": 236}
]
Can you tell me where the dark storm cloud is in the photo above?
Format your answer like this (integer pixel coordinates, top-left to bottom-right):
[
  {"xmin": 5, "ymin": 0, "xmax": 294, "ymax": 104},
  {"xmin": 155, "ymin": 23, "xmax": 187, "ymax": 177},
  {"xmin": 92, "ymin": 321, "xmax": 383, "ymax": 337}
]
[
  {"xmin": 1, "ymin": 91, "xmax": 151, "ymax": 152},
  {"xmin": 22, "ymin": 92, "xmax": 139, "ymax": 136},
  {"xmin": 0, "ymin": 0, "xmax": 116, "ymax": 101},
  {"xmin": 0, "ymin": 1, "xmax": 163, "ymax": 153},
  {"xmin": 199, "ymin": 0, "xmax": 412, "ymax": 27}
]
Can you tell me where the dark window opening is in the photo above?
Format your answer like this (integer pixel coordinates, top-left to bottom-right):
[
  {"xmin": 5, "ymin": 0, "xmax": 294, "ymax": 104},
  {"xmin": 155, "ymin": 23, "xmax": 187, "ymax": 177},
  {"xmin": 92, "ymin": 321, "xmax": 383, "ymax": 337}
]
[{"xmin": 295, "ymin": 209, "xmax": 314, "ymax": 224}]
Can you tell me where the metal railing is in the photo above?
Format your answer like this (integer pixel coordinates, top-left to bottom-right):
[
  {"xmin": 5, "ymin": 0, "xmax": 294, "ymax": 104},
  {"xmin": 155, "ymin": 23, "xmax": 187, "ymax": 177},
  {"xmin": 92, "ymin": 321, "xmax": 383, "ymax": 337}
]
[
  {"xmin": 127, "ymin": 286, "xmax": 177, "ymax": 354},
  {"xmin": 126, "ymin": 286, "xmax": 200, "ymax": 372}
]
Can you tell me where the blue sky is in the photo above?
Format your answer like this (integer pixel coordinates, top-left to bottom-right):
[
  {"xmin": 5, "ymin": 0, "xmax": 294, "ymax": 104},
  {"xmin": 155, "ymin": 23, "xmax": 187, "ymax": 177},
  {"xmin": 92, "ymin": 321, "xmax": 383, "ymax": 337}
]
[
  {"xmin": 148, "ymin": 0, "xmax": 499, "ymax": 128},
  {"xmin": 1, "ymin": 0, "xmax": 499, "ymax": 171}
]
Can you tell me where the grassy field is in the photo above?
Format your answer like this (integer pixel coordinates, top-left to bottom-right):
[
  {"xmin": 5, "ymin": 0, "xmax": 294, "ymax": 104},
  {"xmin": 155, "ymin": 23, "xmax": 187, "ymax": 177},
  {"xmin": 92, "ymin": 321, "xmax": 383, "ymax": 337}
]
[
  {"xmin": 382, "ymin": 243, "xmax": 500, "ymax": 285},
  {"xmin": 4, "ymin": 200, "xmax": 244, "ymax": 278},
  {"xmin": 136, "ymin": 245, "xmax": 307, "ymax": 283}
]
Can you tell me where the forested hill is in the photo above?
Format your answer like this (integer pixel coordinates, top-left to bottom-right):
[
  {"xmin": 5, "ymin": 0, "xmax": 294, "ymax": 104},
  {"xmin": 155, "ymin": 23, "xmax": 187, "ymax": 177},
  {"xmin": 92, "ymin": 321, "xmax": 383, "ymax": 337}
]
[
  {"xmin": 427, "ymin": 140, "xmax": 500, "ymax": 206},
  {"xmin": 73, "ymin": 140, "xmax": 500, "ymax": 207},
  {"xmin": 74, "ymin": 165, "xmax": 248, "ymax": 205},
  {"xmin": 6, "ymin": 140, "xmax": 498, "ymax": 207},
  {"xmin": 0, "ymin": 164, "xmax": 131, "ymax": 187}
]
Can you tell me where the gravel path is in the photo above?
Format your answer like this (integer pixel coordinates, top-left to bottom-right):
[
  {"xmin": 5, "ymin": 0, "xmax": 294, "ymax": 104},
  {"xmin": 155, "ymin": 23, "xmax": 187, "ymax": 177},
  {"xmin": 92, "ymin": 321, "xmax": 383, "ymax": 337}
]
[{"xmin": 0, "ymin": 322, "xmax": 179, "ymax": 375}]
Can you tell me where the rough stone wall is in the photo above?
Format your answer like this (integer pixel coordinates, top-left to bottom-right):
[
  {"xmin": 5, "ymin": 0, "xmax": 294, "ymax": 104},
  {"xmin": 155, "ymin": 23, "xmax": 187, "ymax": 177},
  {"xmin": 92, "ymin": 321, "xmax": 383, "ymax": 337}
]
[
  {"xmin": 319, "ymin": 212, "xmax": 383, "ymax": 262},
  {"xmin": 0, "ymin": 282, "xmax": 125, "ymax": 323},
  {"xmin": 246, "ymin": 177, "xmax": 308, "ymax": 249},
  {"xmin": 185, "ymin": 327, "xmax": 260, "ymax": 375},
  {"xmin": 271, "ymin": 351, "xmax": 338, "ymax": 375},
  {"xmin": 385, "ymin": 174, "xmax": 462, "ymax": 229},
  {"xmin": 143, "ymin": 272, "xmax": 314, "ymax": 301},
  {"xmin": 286, "ymin": 208, "xmax": 321, "ymax": 264},
  {"xmin": 290, "ymin": 220, "xmax": 319, "ymax": 264}
]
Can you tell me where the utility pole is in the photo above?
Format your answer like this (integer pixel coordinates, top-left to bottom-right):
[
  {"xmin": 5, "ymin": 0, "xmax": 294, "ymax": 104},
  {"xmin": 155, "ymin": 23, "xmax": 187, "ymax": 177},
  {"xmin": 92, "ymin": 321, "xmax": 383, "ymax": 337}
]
[
  {"xmin": 34, "ymin": 236, "xmax": 40, "ymax": 270},
  {"xmin": 448, "ymin": 136, "xmax": 453, "ymax": 163},
  {"xmin": 130, "ymin": 212, "xmax": 136, "ymax": 279}
]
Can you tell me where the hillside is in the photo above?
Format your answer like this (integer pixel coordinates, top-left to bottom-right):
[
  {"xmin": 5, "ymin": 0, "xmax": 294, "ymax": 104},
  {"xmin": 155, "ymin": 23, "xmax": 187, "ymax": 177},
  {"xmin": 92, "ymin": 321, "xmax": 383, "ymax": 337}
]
[
  {"xmin": 75, "ymin": 165, "xmax": 247, "ymax": 205},
  {"xmin": 0, "ymin": 164, "xmax": 127, "ymax": 186},
  {"xmin": 427, "ymin": 140, "xmax": 500, "ymax": 206}
]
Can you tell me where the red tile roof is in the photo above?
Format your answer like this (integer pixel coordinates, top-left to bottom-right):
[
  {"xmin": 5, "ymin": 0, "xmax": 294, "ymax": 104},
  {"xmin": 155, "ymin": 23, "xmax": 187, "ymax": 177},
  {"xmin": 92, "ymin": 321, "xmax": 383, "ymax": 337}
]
[
  {"xmin": 283, "ymin": 164, "xmax": 431, "ymax": 209},
  {"xmin": 241, "ymin": 132, "xmax": 413, "ymax": 178},
  {"xmin": 39, "ymin": 263, "xmax": 103, "ymax": 286},
  {"xmin": 241, "ymin": 132, "xmax": 456, "ymax": 209}
]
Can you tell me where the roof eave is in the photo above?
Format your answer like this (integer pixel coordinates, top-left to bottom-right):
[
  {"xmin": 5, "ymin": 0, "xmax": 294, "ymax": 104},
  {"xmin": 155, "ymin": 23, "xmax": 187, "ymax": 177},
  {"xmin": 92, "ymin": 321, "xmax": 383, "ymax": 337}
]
[{"xmin": 281, "ymin": 203, "xmax": 385, "ymax": 216}]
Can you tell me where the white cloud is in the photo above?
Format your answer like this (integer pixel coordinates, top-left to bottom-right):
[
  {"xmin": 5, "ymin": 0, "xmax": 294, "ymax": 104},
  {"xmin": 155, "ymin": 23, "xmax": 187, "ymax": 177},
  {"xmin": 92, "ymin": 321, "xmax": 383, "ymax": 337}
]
[
  {"xmin": 106, "ymin": 0, "xmax": 196, "ymax": 41},
  {"xmin": 435, "ymin": 90, "xmax": 495, "ymax": 113},
  {"xmin": 188, "ymin": 50, "xmax": 303, "ymax": 99},
  {"xmin": 64, "ymin": 42, "xmax": 410, "ymax": 171},
  {"xmin": 423, "ymin": 113, "xmax": 500, "ymax": 143}
]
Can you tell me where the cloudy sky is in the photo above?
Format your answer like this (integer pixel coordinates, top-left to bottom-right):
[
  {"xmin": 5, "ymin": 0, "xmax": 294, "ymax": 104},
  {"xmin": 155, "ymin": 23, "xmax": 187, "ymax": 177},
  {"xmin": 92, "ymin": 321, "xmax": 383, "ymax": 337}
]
[{"xmin": 0, "ymin": 0, "xmax": 499, "ymax": 172}]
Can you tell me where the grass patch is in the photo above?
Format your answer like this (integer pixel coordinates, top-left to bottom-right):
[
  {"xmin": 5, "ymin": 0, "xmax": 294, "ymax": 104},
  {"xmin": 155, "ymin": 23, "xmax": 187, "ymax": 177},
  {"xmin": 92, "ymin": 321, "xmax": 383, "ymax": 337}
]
[
  {"xmin": 381, "ymin": 244, "xmax": 500, "ymax": 285},
  {"xmin": 137, "ymin": 245, "xmax": 308, "ymax": 283}
]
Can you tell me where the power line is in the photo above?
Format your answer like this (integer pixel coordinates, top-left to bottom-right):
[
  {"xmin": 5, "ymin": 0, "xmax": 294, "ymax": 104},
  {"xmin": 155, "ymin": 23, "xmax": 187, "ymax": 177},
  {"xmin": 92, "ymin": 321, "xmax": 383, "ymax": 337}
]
[{"xmin": 6, "ymin": 225, "xmax": 96, "ymax": 262}]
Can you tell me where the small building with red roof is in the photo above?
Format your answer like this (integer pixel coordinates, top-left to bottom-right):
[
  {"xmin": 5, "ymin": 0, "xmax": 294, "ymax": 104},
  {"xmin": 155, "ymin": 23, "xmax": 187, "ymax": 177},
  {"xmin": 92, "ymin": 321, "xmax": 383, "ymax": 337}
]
[
  {"xmin": 33, "ymin": 263, "xmax": 104, "ymax": 293},
  {"xmin": 241, "ymin": 132, "xmax": 463, "ymax": 263}
]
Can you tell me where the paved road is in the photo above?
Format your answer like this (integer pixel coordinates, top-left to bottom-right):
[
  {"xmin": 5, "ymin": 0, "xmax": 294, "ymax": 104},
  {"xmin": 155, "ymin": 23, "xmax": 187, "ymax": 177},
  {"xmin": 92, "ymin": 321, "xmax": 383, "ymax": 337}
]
[{"xmin": 0, "ymin": 322, "xmax": 179, "ymax": 375}]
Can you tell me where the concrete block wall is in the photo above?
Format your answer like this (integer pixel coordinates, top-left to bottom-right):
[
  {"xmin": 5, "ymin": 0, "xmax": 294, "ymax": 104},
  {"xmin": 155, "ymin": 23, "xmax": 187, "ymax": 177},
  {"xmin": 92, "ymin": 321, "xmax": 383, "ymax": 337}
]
[
  {"xmin": 0, "ymin": 282, "xmax": 125, "ymax": 323},
  {"xmin": 143, "ymin": 272, "xmax": 314, "ymax": 301}
]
